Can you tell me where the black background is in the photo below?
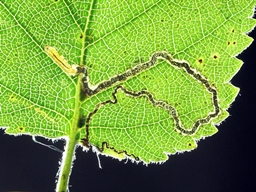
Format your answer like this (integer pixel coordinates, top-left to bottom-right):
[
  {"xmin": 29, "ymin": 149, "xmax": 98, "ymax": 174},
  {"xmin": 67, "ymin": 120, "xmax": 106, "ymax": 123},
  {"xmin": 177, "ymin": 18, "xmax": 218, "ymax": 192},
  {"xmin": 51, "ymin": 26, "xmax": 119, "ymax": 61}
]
[{"xmin": 1, "ymin": 22, "xmax": 256, "ymax": 192}]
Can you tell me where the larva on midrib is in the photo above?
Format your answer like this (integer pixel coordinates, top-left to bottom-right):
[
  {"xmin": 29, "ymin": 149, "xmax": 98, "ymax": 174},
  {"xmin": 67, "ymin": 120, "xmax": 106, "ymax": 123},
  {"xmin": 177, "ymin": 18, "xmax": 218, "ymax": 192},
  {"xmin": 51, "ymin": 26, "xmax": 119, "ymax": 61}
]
[{"xmin": 45, "ymin": 45, "xmax": 78, "ymax": 76}]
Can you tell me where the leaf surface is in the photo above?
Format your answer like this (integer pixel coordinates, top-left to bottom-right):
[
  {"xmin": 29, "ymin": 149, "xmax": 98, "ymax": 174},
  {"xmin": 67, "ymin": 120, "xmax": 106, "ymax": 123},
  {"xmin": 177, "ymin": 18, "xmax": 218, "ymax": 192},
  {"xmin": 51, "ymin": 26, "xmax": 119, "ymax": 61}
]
[{"xmin": 0, "ymin": 0, "xmax": 255, "ymax": 164}]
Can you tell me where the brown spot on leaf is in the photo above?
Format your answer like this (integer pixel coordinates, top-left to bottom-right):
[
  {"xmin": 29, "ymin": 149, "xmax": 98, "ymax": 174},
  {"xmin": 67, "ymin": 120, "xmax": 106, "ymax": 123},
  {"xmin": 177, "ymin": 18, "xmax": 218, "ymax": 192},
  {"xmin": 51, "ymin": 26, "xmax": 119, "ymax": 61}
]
[
  {"xmin": 213, "ymin": 55, "xmax": 217, "ymax": 59},
  {"xmin": 198, "ymin": 59, "xmax": 203, "ymax": 64},
  {"xmin": 81, "ymin": 138, "xmax": 90, "ymax": 148}
]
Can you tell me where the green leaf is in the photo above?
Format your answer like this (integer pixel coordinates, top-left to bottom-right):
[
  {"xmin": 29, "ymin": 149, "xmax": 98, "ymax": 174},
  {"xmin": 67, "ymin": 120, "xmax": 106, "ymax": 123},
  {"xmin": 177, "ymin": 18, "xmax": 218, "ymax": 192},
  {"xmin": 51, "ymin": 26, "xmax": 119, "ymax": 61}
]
[{"xmin": 1, "ymin": 0, "xmax": 256, "ymax": 190}]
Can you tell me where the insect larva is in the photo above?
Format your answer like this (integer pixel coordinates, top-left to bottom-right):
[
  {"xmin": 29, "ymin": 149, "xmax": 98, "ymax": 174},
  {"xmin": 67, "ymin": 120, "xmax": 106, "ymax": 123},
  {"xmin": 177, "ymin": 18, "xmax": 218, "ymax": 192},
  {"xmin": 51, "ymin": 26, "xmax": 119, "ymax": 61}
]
[{"xmin": 45, "ymin": 45, "xmax": 78, "ymax": 76}]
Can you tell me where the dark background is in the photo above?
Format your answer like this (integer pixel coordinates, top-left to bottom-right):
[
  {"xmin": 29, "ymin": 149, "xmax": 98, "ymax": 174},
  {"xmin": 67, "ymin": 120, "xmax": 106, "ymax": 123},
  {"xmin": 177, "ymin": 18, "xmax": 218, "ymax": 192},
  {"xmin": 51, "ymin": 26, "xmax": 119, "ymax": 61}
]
[{"xmin": 1, "ymin": 24, "xmax": 256, "ymax": 192}]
